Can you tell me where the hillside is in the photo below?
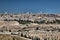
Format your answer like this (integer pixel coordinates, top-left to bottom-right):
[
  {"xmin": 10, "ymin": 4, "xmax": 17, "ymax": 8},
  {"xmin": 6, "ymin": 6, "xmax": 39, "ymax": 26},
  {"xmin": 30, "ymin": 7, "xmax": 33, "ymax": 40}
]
[{"xmin": 0, "ymin": 34, "xmax": 27, "ymax": 40}]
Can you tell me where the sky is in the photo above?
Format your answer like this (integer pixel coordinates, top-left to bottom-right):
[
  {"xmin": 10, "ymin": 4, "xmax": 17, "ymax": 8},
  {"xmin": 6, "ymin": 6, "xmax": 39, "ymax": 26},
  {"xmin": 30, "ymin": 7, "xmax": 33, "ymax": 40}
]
[{"xmin": 0, "ymin": 0, "xmax": 60, "ymax": 14}]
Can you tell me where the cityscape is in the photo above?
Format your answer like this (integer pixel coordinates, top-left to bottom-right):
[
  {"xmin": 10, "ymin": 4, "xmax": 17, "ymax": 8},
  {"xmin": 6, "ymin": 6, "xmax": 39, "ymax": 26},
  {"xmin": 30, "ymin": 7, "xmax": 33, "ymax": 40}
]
[
  {"xmin": 0, "ymin": 13, "xmax": 60, "ymax": 40},
  {"xmin": 0, "ymin": 0, "xmax": 60, "ymax": 40}
]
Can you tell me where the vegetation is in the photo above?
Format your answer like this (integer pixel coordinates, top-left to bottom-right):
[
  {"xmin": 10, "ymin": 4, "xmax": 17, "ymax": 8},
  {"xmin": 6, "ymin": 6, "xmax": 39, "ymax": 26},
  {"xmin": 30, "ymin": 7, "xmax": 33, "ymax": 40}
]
[
  {"xmin": 34, "ymin": 20, "xmax": 45, "ymax": 24},
  {"xmin": 32, "ymin": 37, "xmax": 40, "ymax": 40},
  {"xmin": 4, "ymin": 17, "xmax": 60, "ymax": 24},
  {"xmin": 18, "ymin": 19, "xmax": 60, "ymax": 24},
  {"xmin": 28, "ymin": 36, "xmax": 31, "ymax": 39},
  {"xmin": 9, "ymin": 29, "xmax": 11, "ymax": 32},
  {"xmin": 21, "ymin": 33, "xmax": 23, "ymax": 37},
  {"xmin": 46, "ymin": 19, "xmax": 60, "ymax": 24},
  {"xmin": 18, "ymin": 19, "xmax": 33, "ymax": 24},
  {"xmin": 36, "ymin": 27, "xmax": 39, "ymax": 30},
  {"xmin": 24, "ymin": 35, "xmax": 27, "ymax": 38}
]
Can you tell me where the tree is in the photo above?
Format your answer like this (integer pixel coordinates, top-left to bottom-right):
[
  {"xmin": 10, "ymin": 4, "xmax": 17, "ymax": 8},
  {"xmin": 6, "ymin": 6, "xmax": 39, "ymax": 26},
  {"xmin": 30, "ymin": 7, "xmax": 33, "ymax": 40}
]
[
  {"xmin": 24, "ymin": 35, "xmax": 27, "ymax": 38},
  {"xmin": 44, "ymin": 38, "xmax": 47, "ymax": 40},
  {"xmin": 32, "ymin": 37, "xmax": 40, "ymax": 40},
  {"xmin": 9, "ymin": 29, "xmax": 11, "ymax": 32},
  {"xmin": 36, "ymin": 27, "xmax": 39, "ymax": 30},
  {"xmin": 21, "ymin": 33, "xmax": 23, "ymax": 37},
  {"xmin": 28, "ymin": 36, "xmax": 31, "ymax": 39},
  {"xmin": 0, "ymin": 30, "xmax": 3, "ymax": 32},
  {"xmin": 13, "ymin": 38, "xmax": 15, "ymax": 40}
]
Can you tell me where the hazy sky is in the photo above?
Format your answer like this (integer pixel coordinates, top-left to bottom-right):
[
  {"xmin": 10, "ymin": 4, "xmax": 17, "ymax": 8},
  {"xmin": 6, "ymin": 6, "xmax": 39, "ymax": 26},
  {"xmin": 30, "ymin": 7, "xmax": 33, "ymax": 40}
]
[{"xmin": 0, "ymin": 0, "xmax": 60, "ymax": 14}]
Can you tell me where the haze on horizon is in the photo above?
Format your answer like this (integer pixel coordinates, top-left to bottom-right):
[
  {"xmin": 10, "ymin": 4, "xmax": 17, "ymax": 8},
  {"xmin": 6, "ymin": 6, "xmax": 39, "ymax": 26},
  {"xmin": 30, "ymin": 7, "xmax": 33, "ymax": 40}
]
[{"xmin": 0, "ymin": 0, "xmax": 60, "ymax": 14}]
